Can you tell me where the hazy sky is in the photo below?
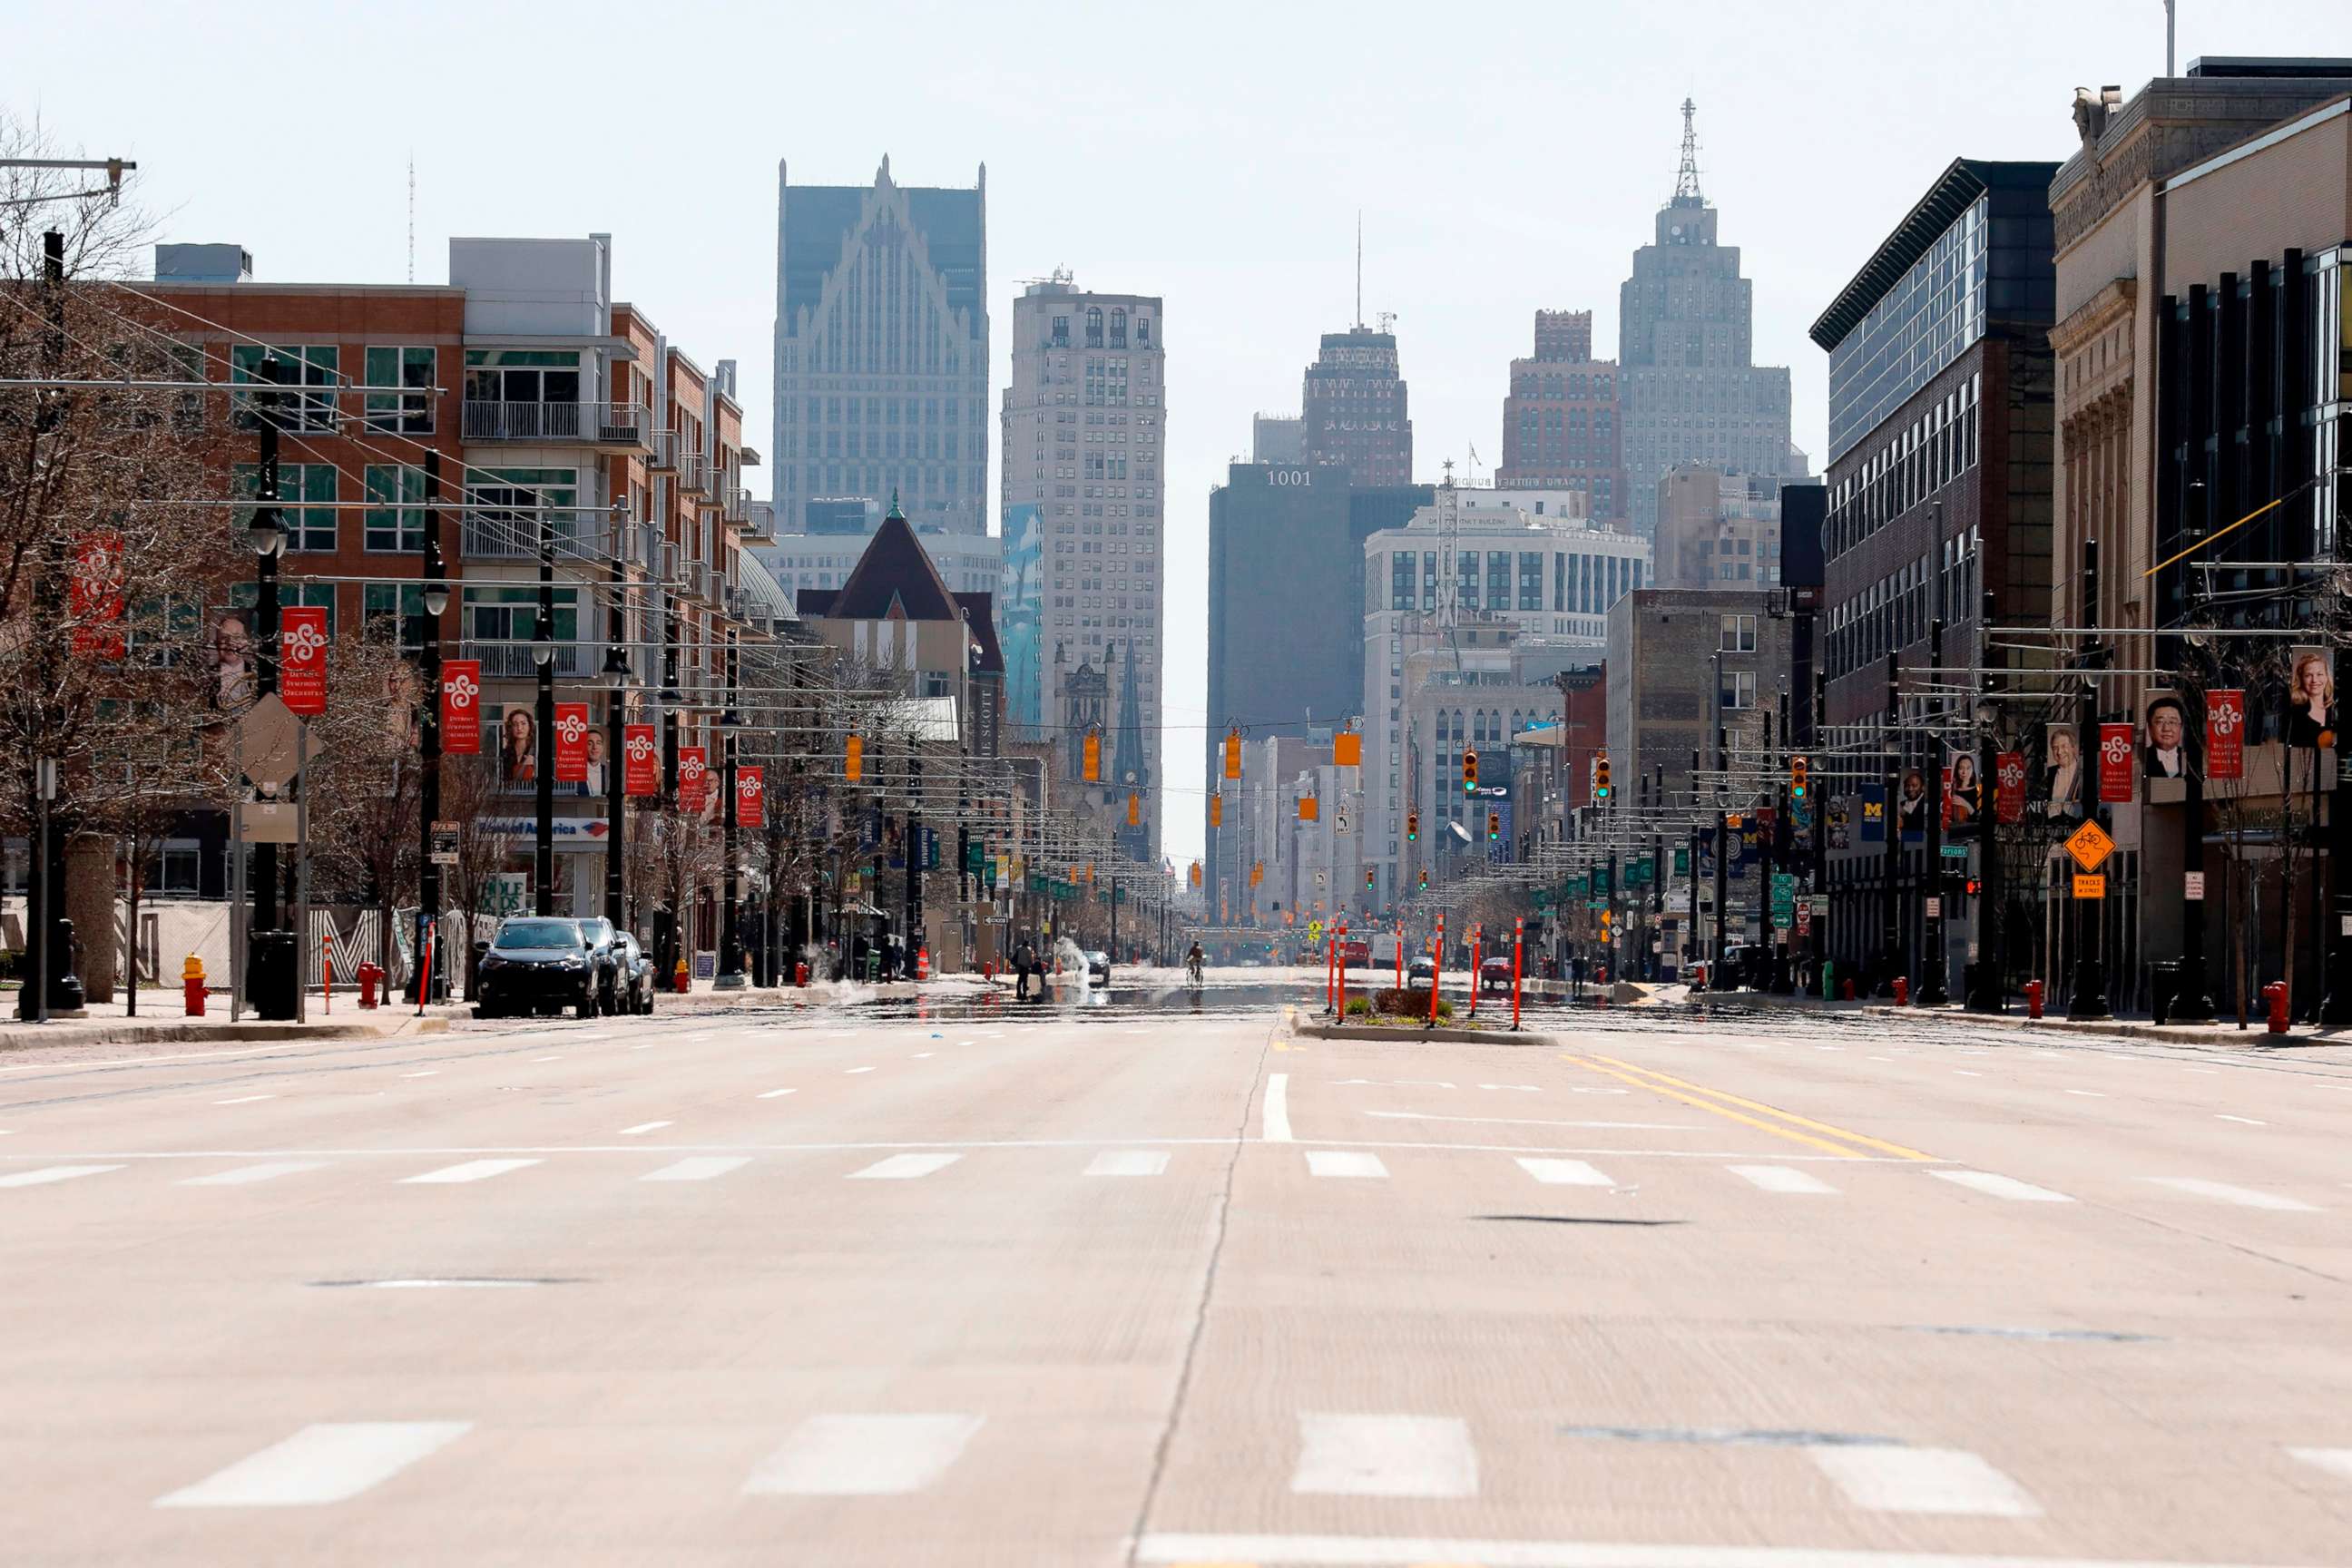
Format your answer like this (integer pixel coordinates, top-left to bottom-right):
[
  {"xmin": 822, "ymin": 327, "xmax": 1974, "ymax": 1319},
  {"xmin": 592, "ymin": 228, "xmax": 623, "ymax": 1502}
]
[{"xmin": 8, "ymin": 0, "xmax": 2345, "ymax": 864}]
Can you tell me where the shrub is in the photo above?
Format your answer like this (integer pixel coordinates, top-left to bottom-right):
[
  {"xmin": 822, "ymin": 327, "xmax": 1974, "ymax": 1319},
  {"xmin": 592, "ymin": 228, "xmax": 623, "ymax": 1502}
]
[
  {"xmin": 1344, "ymin": 995, "xmax": 1373, "ymax": 1017},
  {"xmin": 1367, "ymin": 987, "xmax": 1453, "ymax": 1021}
]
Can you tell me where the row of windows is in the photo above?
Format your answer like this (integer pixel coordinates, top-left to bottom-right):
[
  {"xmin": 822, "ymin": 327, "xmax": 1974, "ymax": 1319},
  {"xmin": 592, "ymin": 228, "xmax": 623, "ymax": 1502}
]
[
  {"xmin": 1045, "ymin": 308, "xmax": 1155, "ymax": 350},
  {"xmin": 790, "ymin": 396, "xmax": 977, "ymax": 426},
  {"xmin": 1377, "ymin": 548, "xmax": 1644, "ymax": 615},
  {"xmin": 1826, "ymin": 373, "xmax": 1982, "ymax": 559},
  {"xmin": 1826, "ymin": 529, "xmax": 1982, "ymax": 681}
]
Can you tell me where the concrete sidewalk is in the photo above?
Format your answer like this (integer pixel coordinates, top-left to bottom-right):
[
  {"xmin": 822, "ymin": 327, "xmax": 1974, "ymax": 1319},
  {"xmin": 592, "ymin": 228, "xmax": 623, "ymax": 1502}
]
[
  {"xmin": 0, "ymin": 989, "xmax": 459, "ymax": 1054},
  {"xmin": 1860, "ymin": 1000, "xmax": 2350, "ymax": 1048}
]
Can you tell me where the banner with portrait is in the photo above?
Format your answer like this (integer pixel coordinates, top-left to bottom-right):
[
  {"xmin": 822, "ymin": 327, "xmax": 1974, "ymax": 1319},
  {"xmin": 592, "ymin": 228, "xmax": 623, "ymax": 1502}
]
[
  {"xmin": 2287, "ymin": 648, "xmax": 2335, "ymax": 750},
  {"xmin": 2038, "ymin": 723, "xmax": 2082, "ymax": 820},
  {"xmin": 2141, "ymin": 691, "xmax": 2188, "ymax": 780},
  {"xmin": 1944, "ymin": 750, "xmax": 1983, "ymax": 837}
]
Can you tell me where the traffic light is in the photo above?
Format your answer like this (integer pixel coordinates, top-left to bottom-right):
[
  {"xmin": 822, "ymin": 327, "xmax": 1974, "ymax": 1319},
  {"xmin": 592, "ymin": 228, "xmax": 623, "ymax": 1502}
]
[
  {"xmin": 1417, "ymin": 868, "xmax": 1429, "ymax": 890},
  {"xmin": 1462, "ymin": 748, "xmax": 1479, "ymax": 793},
  {"xmin": 1486, "ymin": 809, "xmax": 1501, "ymax": 841},
  {"xmin": 1592, "ymin": 750, "xmax": 1612, "ymax": 800},
  {"xmin": 1222, "ymin": 728, "xmax": 1242, "ymax": 779},
  {"xmin": 1083, "ymin": 729, "xmax": 1102, "ymax": 782},
  {"xmin": 1210, "ymin": 792, "xmax": 1223, "ymax": 828},
  {"xmin": 844, "ymin": 734, "xmax": 863, "ymax": 781},
  {"xmin": 1127, "ymin": 790, "xmax": 1141, "ymax": 827},
  {"xmin": 1965, "ymin": 877, "xmax": 1983, "ymax": 896},
  {"xmin": 1190, "ymin": 861, "xmax": 1201, "ymax": 887},
  {"xmin": 1406, "ymin": 809, "xmax": 1419, "ymax": 841},
  {"xmin": 1791, "ymin": 754, "xmax": 1809, "ymax": 799},
  {"xmin": 1365, "ymin": 867, "xmax": 1376, "ymax": 889}
]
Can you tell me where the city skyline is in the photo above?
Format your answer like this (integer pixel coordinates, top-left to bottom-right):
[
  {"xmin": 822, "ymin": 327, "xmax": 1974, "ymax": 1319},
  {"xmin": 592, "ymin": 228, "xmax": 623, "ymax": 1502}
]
[{"xmin": 11, "ymin": 0, "xmax": 2341, "ymax": 866}]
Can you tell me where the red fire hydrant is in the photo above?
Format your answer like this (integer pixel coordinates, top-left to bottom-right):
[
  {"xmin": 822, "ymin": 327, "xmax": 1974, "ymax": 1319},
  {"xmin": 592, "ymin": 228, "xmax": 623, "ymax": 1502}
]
[
  {"xmin": 796, "ymin": 960, "xmax": 810, "ymax": 987},
  {"xmin": 2264, "ymin": 981, "xmax": 2289, "ymax": 1034},
  {"xmin": 357, "ymin": 962, "xmax": 383, "ymax": 1009},
  {"xmin": 1841, "ymin": 977, "xmax": 1857, "ymax": 1001},
  {"xmin": 181, "ymin": 954, "xmax": 206, "ymax": 1017},
  {"xmin": 1893, "ymin": 976, "xmax": 1910, "ymax": 1007},
  {"xmin": 2024, "ymin": 978, "xmax": 2044, "ymax": 1019},
  {"xmin": 674, "ymin": 958, "xmax": 691, "ymax": 995}
]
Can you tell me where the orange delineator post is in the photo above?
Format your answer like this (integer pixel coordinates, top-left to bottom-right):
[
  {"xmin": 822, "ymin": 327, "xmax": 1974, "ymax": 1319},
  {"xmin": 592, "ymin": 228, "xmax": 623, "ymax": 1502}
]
[
  {"xmin": 1512, "ymin": 916, "xmax": 1524, "ymax": 1031},
  {"xmin": 1428, "ymin": 914, "xmax": 1445, "ymax": 1026},
  {"xmin": 1395, "ymin": 926, "xmax": 1404, "ymax": 990}
]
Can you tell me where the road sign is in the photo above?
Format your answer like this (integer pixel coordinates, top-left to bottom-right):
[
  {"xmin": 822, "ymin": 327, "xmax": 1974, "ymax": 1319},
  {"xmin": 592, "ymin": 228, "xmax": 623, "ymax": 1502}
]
[
  {"xmin": 2065, "ymin": 819, "xmax": 2114, "ymax": 872},
  {"xmin": 1809, "ymin": 895, "xmax": 1829, "ymax": 915},
  {"xmin": 1308, "ymin": 919, "xmax": 1324, "ymax": 943},
  {"xmin": 1795, "ymin": 904, "xmax": 1812, "ymax": 935},
  {"xmin": 430, "ymin": 821, "xmax": 459, "ymax": 866},
  {"xmin": 238, "ymin": 799, "xmax": 299, "ymax": 844},
  {"xmin": 2073, "ymin": 873, "xmax": 2106, "ymax": 900},
  {"xmin": 234, "ymin": 693, "xmax": 302, "ymax": 789},
  {"xmin": 2184, "ymin": 871, "xmax": 2205, "ymax": 901},
  {"xmin": 1924, "ymin": 896, "xmax": 1942, "ymax": 919},
  {"xmin": 1941, "ymin": 843, "xmax": 1970, "ymax": 859}
]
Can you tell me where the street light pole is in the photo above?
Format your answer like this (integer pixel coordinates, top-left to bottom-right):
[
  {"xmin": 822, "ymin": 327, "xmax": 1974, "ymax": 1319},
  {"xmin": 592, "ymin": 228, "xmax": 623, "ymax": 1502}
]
[
  {"xmin": 1920, "ymin": 606, "xmax": 1950, "ymax": 1006},
  {"xmin": 1878, "ymin": 651, "xmax": 1903, "ymax": 998},
  {"xmin": 603, "ymin": 505, "xmax": 629, "ymax": 930},
  {"xmin": 716, "ymin": 632, "xmax": 745, "ymax": 988},
  {"xmin": 1968, "ymin": 590, "xmax": 2007, "ymax": 1014},
  {"xmin": 532, "ymin": 510, "xmax": 554, "ymax": 916},
  {"xmin": 247, "ymin": 354, "xmax": 288, "ymax": 1016},
  {"xmin": 414, "ymin": 450, "xmax": 447, "ymax": 1004},
  {"xmin": 2070, "ymin": 539, "xmax": 2111, "ymax": 1018}
]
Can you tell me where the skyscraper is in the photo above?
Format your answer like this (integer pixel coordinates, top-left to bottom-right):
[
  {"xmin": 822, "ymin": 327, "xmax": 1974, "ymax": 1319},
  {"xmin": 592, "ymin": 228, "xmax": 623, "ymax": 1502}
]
[
  {"xmin": 1497, "ymin": 309, "xmax": 1623, "ymax": 520},
  {"xmin": 771, "ymin": 156, "xmax": 989, "ymax": 535},
  {"xmin": 1617, "ymin": 102, "xmax": 1795, "ymax": 534},
  {"xmin": 1000, "ymin": 274, "xmax": 1168, "ymax": 852},
  {"xmin": 1302, "ymin": 326, "xmax": 1412, "ymax": 485}
]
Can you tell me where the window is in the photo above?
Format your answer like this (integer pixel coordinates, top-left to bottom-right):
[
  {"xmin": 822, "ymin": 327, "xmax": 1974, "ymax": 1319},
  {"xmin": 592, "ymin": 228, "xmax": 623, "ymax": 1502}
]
[
  {"xmin": 1086, "ymin": 308, "xmax": 1104, "ymax": 348},
  {"xmin": 464, "ymin": 348, "xmax": 580, "ymax": 406},
  {"xmin": 142, "ymin": 841, "xmax": 203, "ymax": 897},
  {"xmin": 362, "ymin": 583, "xmax": 430, "ymax": 651},
  {"xmin": 230, "ymin": 344, "xmax": 338, "ymax": 431},
  {"xmin": 1519, "ymin": 551, "xmax": 1543, "ymax": 610},
  {"xmin": 364, "ymin": 464, "xmax": 429, "ymax": 553},
  {"xmin": 230, "ymin": 580, "xmax": 335, "ymax": 633},
  {"xmin": 1720, "ymin": 613, "xmax": 1757, "ymax": 652},
  {"xmin": 364, "ymin": 346, "xmax": 436, "ymax": 433},
  {"xmin": 233, "ymin": 462, "xmax": 336, "ymax": 553},
  {"xmin": 1720, "ymin": 670, "xmax": 1756, "ymax": 710}
]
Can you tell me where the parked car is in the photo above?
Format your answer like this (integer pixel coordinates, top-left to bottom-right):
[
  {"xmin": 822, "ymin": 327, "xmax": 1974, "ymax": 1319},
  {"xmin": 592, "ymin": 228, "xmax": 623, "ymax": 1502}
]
[
  {"xmin": 475, "ymin": 917, "xmax": 597, "ymax": 1019},
  {"xmin": 574, "ymin": 916, "xmax": 623, "ymax": 1015},
  {"xmin": 614, "ymin": 931, "xmax": 655, "ymax": 1015},
  {"xmin": 1407, "ymin": 954, "xmax": 1437, "ymax": 986},
  {"xmin": 1480, "ymin": 956, "xmax": 1515, "ymax": 993},
  {"xmin": 1084, "ymin": 949, "xmax": 1112, "ymax": 986}
]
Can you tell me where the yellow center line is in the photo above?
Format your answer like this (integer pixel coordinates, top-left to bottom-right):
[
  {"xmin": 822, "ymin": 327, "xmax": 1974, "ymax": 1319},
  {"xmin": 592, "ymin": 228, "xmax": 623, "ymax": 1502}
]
[
  {"xmin": 1589, "ymin": 1053, "xmax": 1938, "ymax": 1162},
  {"xmin": 1561, "ymin": 1054, "xmax": 1877, "ymax": 1159}
]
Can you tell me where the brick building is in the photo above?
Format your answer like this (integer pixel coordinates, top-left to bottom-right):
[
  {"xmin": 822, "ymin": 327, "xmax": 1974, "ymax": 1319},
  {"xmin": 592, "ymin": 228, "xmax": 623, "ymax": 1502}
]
[{"xmin": 1497, "ymin": 309, "xmax": 1622, "ymax": 521}]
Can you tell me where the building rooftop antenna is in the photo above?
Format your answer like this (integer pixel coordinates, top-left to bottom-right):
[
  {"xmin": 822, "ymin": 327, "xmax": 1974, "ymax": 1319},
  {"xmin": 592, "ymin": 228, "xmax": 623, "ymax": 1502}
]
[
  {"xmin": 407, "ymin": 154, "xmax": 416, "ymax": 284},
  {"xmin": 1354, "ymin": 209, "xmax": 1363, "ymax": 330},
  {"xmin": 1673, "ymin": 98, "xmax": 1703, "ymax": 202}
]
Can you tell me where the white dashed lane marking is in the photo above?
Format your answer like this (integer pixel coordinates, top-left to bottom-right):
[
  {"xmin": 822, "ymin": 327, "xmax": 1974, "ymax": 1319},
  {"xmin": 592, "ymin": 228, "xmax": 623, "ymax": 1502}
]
[
  {"xmin": 756, "ymin": 1087, "xmax": 797, "ymax": 1099},
  {"xmin": 1263, "ymin": 1073, "xmax": 1293, "ymax": 1142},
  {"xmin": 0, "ymin": 1164, "xmax": 122, "ymax": 1188},
  {"xmin": 844, "ymin": 1066, "xmax": 876, "ymax": 1075},
  {"xmin": 1931, "ymin": 1170, "xmax": 2073, "ymax": 1203},
  {"xmin": 1729, "ymin": 1164, "xmax": 1838, "ymax": 1195},
  {"xmin": 1084, "ymin": 1150, "xmax": 1168, "ymax": 1177},
  {"xmin": 1306, "ymin": 1151, "xmax": 1388, "ymax": 1180},
  {"xmin": 212, "ymin": 1095, "xmax": 273, "ymax": 1105},
  {"xmin": 180, "ymin": 1161, "xmax": 328, "ymax": 1187},
  {"xmin": 847, "ymin": 1153, "xmax": 960, "ymax": 1181},
  {"xmin": 2290, "ymin": 1446, "xmax": 2352, "ymax": 1481},
  {"xmin": 619, "ymin": 1122, "xmax": 672, "ymax": 1136},
  {"xmin": 400, "ymin": 1159, "xmax": 540, "ymax": 1185},
  {"xmin": 642, "ymin": 1157, "xmax": 750, "ymax": 1183},
  {"xmin": 2145, "ymin": 1177, "xmax": 2318, "ymax": 1211},
  {"xmin": 154, "ymin": 1421, "xmax": 471, "ymax": 1508},
  {"xmin": 1290, "ymin": 1414, "xmax": 1478, "ymax": 1499},
  {"xmin": 2216, "ymin": 1113, "xmax": 2267, "ymax": 1125},
  {"xmin": 1806, "ymin": 1445, "xmax": 2040, "ymax": 1517},
  {"xmin": 399, "ymin": 1071, "xmax": 437, "ymax": 1079},
  {"xmin": 1514, "ymin": 1157, "xmax": 1613, "ymax": 1187},
  {"xmin": 742, "ymin": 1413, "xmax": 985, "ymax": 1496}
]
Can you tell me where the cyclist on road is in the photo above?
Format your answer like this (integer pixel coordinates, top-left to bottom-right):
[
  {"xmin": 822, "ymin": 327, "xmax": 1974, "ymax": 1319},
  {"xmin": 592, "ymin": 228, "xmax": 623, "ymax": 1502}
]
[{"xmin": 1185, "ymin": 941, "xmax": 1206, "ymax": 984}]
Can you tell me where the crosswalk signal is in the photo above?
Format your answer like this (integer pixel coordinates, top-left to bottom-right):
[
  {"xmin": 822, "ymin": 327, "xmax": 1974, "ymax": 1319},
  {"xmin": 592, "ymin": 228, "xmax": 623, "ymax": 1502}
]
[
  {"xmin": 1462, "ymin": 748, "xmax": 1478, "ymax": 794},
  {"xmin": 1791, "ymin": 755, "xmax": 1809, "ymax": 799},
  {"xmin": 1600, "ymin": 907, "xmax": 1613, "ymax": 936},
  {"xmin": 1592, "ymin": 750, "xmax": 1612, "ymax": 800},
  {"xmin": 1486, "ymin": 809, "xmax": 1501, "ymax": 841},
  {"xmin": 1406, "ymin": 809, "xmax": 1419, "ymax": 841}
]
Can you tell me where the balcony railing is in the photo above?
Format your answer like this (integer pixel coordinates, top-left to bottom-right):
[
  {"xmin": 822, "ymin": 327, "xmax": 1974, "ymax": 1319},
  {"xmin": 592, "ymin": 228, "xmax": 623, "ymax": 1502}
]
[
  {"xmin": 460, "ymin": 514, "xmax": 622, "ymax": 563},
  {"xmin": 458, "ymin": 640, "xmax": 597, "ymax": 681},
  {"xmin": 677, "ymin": 450, "xmax": 711, "ymax": 495},
  {"xmin": 724, "ymin": 486, "xmax": 751, "ymax": 525},
  {"xmin": 463, "ymin": 400, "xmax": 652, "ymax": 446}
]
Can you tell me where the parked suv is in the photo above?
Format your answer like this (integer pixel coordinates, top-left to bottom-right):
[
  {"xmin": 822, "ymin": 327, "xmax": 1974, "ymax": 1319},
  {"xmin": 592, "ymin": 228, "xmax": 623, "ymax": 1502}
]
[
  {"xmin": 614, "ymin": 931, "xmax": 655, "ymax": 1014},
  {"xmin": 574, "ymin": 916, "xmax": 623, "ymax": 1015},
  {"xmin": 475, "ymin": 917, "xmax": 597, "ymax": 1020}
]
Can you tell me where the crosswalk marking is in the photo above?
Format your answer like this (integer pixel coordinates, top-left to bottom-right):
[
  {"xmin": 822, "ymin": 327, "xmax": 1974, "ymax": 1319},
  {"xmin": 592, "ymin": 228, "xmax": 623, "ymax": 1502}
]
[
  {"xmin": 1729, "ymin": 1164, "xmax": 1838, "ymax": 1195},
  {"xmin": 212, "ymin": 1095, "xmax": 274, "ymax": 1105},
  {"xmin": 1085, "ymin": 1150, "xmax": 1169, "ymax": 1177},
  {"xmin": 742, "ymin": 1413, "xmax": 984, "ymax": 1495},
  {"xmin": 155, "ymin": 1421, "xmax": 470, "ymax": 1507},
  {"xmin": 1515, "ymin": 1157, "xmax": 1612, "ymax": 1187},
  {"xmin": 0, "ymin": 1164, "xmax": 122, "ymax": 1188},
  {"xmin": 1306, "ymin": 1151, "xmax": 1388, "ymax": 1179},
  {"xmin": 1931, "ymin": 1170, "xmax": 2073, "ymax": 1203},
  {"xmin": 2288, "ymin": 1446, "xmax": 2352, "ymax": 1481},
  {"xmin": 181, "ymin": 1161, "xmax": 328, "ymax": 1187},
  {"xmin": 642, "ymin": 1157, "xmax": 750, "ymax": 1182},
  {"xmin": 756, "ymin": 1087, "xmax": 797, "ymax": 1099},
  {"xmin": 618, "ymin": 1121, "xmax": 672, "ymax": 1136},
  {"xmin": 2146, "ymin": 1177, "xmax": 2318, "ymax": 1212},
  {"xmin": 400, "ymin": 1159, "xmax": 541, "ymax": 1185},
  {"xmin": 1807, "ymin": 1444, "xmax": 2040, "ymax": 1516},
  {"xmin": 848, "ymin": 1152, "xmax": 960, "ymax": 1180},
  {"xmin": 1290, "ymin": 1414, "xmax": 1477, "ymax": 1498}
]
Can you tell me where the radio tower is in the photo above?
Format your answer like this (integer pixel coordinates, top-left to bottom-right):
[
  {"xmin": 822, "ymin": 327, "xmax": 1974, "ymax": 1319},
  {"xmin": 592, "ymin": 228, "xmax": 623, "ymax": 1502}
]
[{"xmin": 1673, "ymin": 97, "xmax": 1702, "ymax": 202}]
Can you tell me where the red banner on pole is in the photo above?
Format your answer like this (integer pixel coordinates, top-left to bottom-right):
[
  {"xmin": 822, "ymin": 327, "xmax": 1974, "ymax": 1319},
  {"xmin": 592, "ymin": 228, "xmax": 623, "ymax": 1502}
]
[
  {"xmin": 736, "ymin": 764, "xmax": 764, "ymax": 828},
  {"xmin": 622, "ymin": 722, "xmax": 659, "ymax": 797},
  {"xmin": 554, "ymin": 702, "xmax": 590, "ymax": 784},
  {"xmin": 2097, "ymin": 722, "xmax": 2136, "ymax": 803},
  {"xmin": 1994, "ymin": 751, "xmax": 2027, "ymax": 824},
  {"xmin": 280, "ymin": 606, "xmax": 328, "ymax": 717},
  {"xmin": 68, "ymin": 529, "xmax": 126, "ymax": 659},
  {"xmin": 677, "ymin": 746, "xmax": 709, "ymax": 815},
  {"xmin": 440, "ymin": 660, "xmax": 482, "ymax": 754},
  {"xmin": 2206, "ymin": 689, "xmax": 2246, "ymax": 780}
]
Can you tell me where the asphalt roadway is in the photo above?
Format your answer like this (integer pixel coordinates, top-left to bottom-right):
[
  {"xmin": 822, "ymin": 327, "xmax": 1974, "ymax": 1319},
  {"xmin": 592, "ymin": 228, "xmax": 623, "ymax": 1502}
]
[{"xmin": 4, "ymin": 974, "xmax": 2350, "ymax": 1567}]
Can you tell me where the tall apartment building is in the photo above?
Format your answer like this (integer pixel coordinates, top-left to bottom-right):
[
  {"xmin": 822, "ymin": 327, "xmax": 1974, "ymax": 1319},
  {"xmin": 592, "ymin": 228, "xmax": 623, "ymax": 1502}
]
[
  {"xmin": 998, "ymin": 275, "xmax": 1168, "ymax": 854},
  {"xmin": 1302, "ymin": 326, "xmax": 1412, "ymax": 485},
  {"xmin": 1497, "ymin": 309, "xmax": 1623, "ymax": 520},
  {"xmin": 143, "ymin": 234, "xmax": 760, "ymax": 932},
  {"xmin": 1654, "ymin": 464, "xmax": 1787, "ymax": 591},
  {"xmin": 1618, "ymin": 102, "xmax": 1796, "ymax": 534},
  {"xmin": 1357, "ymin": 485, "xmax": 1651, "ymax": 905},
  {"xmin": 1252, "ymin": 414, "xmax": 1304, "ymax": 464},
  {"xmin": 770, "ymin": 157, "xmax": 988, "ymax": 535}
]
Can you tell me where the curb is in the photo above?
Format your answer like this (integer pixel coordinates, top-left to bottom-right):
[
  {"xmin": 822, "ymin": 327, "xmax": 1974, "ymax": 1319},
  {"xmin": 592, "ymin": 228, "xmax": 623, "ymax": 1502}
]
[
  {"xmin": 0, "ymin": 1017, "xmax": 426, "ymax": 1054},
  {"xmin": 1858, "ymin": 1004, "xmax": 2342, "ymax": 1049},
  {"xmin": 1289, "ymin": 1016, "xmax": 1558, "ymax": 1047}
]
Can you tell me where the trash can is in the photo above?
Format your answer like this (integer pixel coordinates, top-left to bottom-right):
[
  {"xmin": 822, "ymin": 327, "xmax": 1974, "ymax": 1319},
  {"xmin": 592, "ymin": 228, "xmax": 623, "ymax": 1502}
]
[
  {"xmin": 248, "ymin": 928, "xmax": 299, "ymax": 1021},
  {"xmin": 2149, "ymin": 959, "xmax": 2182, "ymax": 1025}
]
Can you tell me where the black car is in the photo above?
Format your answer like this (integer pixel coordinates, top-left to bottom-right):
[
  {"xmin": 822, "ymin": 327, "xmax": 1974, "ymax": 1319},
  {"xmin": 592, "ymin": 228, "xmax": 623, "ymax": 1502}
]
[
  {"xmin": 614, "ymin": 931, "xmax": 655, "ymax": 1015},
  {"xmin": 575, "ymin": 916, "xmax": 623, "ymax": 1014},
  {"xmin": 475, "ymin": 917, "xmax": 598, "ymax": 1019}
]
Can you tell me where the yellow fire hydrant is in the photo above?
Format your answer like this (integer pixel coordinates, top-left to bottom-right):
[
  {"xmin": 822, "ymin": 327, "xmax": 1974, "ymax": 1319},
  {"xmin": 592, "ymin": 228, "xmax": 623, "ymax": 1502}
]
[{"xmin": 181, "ymin": 953, "xmax": 207, "ymax": 1017}]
